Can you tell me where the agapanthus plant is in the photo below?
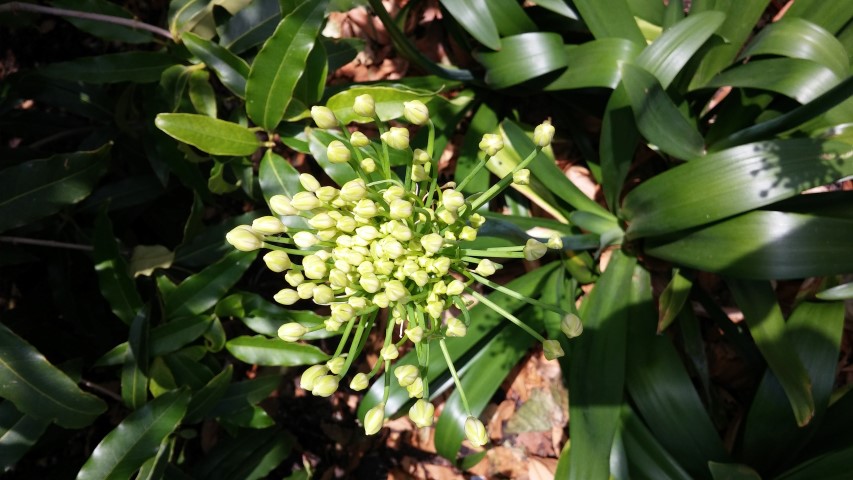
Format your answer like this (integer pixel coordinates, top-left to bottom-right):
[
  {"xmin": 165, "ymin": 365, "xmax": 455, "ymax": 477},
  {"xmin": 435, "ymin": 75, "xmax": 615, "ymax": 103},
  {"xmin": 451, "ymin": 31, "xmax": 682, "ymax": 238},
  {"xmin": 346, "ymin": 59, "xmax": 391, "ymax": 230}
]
[{"xmin": 226, "ymin": 95, "xmax": 579, "ymax": 446}]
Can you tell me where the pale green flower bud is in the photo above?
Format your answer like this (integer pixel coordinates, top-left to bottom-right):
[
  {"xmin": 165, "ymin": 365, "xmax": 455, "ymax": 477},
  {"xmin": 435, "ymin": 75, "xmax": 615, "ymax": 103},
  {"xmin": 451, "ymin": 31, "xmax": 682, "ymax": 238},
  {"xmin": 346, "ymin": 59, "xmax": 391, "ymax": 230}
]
[
  {"xmin": 315, "ymin": 186, "xmax": 339, "ymax": 203},
  {"xmin": 394, "ymin": 364, "xmax": 419, "ymax": 387},
  {"xmin": 412, "ymin": 148, "xmax": 430, "ymax": 165},
  {"xmin": 356, "ymin": 260, "xmax": 374, "ymax": 276},
  {"xmin": 359, "ymin": 274, "xmax": 380, "ymax": 293},
  {"xmin": 441, "ymin": 189, "xmax": 465, "ymax": 212},
  {"xmin": 458, "ymin": 226, "xmax": 477, "ymax": 241},
  {"xmin": 381, "ymin": 127, "xmax": 410, "ymax": 150},
  {"xmin": 420, "ymin": 233, "xmax": 443, "ymax": 255},
  {"xmin": 384, "ymin": 239, "xmax": 405, "ymax": 259},
  {"xmin": 252, "ymin": 216, "xmax": 285, "ymax": 235},
  {"xmin": 334, "ymin": 216, "xmax": 355, "ymax": 233},
  {"xmin": 278, "ymin": 322, "xmax": 307, "ymax": 342},
  {"xmin": 350, "ymin": 372, "xmax": 369, "ymax": 391},
  {"xmin": 474, "ymin": 259, "xmax": 497, "ymax": 277},
  {"xmin": 446, "ymin": 316, "xmax": 467, "ymax": 337},
  {"xmin": 353, "ymin": 199, "xmax": 378, "ymax": 218},
  {"xmin": 561, "ymin": 313, "xmax": 583, "ymax": 338},
  {"xmin": 348, "ymin": 295, "xmax": 368, "ymax": 310},
  {"xmin": 300, "ymin": 365, "xmax": 329, "ymax": 390},
  {"xmin": 432, "ymin": 257, "xmax": 451, "ymax": 275},
  {"xmin": 360, "ymin": 158, "xmax": 376, "ymax": 173},
  {"xmin": 533, "ymin": 120, "xmax": 555, "ymax": 147},
  {"xmin": 389, "ymin": 222, "xmax": 412, "ymax": 242},
  {"xmin": 524, "ymin": 238, "xmax": 548, "ymax": 261},
  {"xmin": 513, "ymin": 168, "xmax": 530, "ymax": 186},
  {"xmin": 291, "ymin": 191, "xmax": 321, "ymax": 211},
  {"xmin": 308, "ymin": 212, "xmax": 335, "ymax": 230},
  {"xmin": 312, "ymin": 375, "xmax": 339, "ymax": 397},
  {"xmin": 326, "ymin": 356, "xmax": 346, "ymax": 375},
  {"xmin": 405, "ymin": 325, "xmax": 424, "ymax": 343},
  {"xmin": 403, "ymin": 100, "xmax": 429, "ymax": 125},
  {"xmin": 313, "ymin": 284, "xmax": 335, "ymax": 304},
  {"xmin": 469, "ymin": 213, "xmax": 486, "ymax": 228},
  {"xmin": 353, "ymin": 94, "xmax": 375, "ymax": 118},
  {"xmin": 350, "ymin": 131, "xmax": 370, "ymax": 147},
  {"xmin": 389, "ymin": 199, "xmax": 413, "ymax": 220},
  {"xmin": 425, "ymin": 300, "xmax": 443, "ymax": 319},
  {"xmin": 375, "ymin": 259, "xmax": 394, "ymax": 275},
  {"xmin": 479, "ymin": 133, "xmax": 503, "ymax": 156},
  {"xmin": 324, "ymin": 318, "xmax": 342, "ymax": 331},
  {"xmin": 409, "ymin": 399, "xmax": 435, "ymax": 428},
  {"xmin": 263, "ymin": 250, "xmax": 292, "ymax": 272},
  {"xmin": 543, "ymin": 339, "xmax": 565, "ymax": 360},
  {"xmin": 299, "ymin": 173, "xmax": 321, "ymax": 192},
  {"xmin": 226, "ymin": 226, "xmax": 262, "ymax": 252},
  {"xmin": 285, "ymin": 270, "xmax": 304, "ymax": 287},
  {"xmin": 311, "ymin": 106, "xmax": 338, "ymax": 129},
  {"xmin": 329, "ymin": 268, "xmax": 349, "ymax": 289},
  {"xmin": 385, "ymin": 280, "xmax": 409, "ymax": 302},
  {"xmin": 436, "ymin": 208, "xmax": 457, "ymax": 226},
  {"xmin": 331, "ymin": 303, "xmax": 355, "ymax": 322},
  {"xmin": 340, "ymin": 179, "xmax": 367, "ymax": 202},
  {"xmin": 380, "ymin": 344, "xmax": 399, "ymax": 360},
  {"xmin": 446, "ymin": 279, "xmax": 465, "ymax": 296},
  {"xmin": 383, "ymin": 185, "xmax": 406, "ymax": 203},
  {"xmin": 315, "ymin": 229, "xmax": 333, "ymax": 242},
  {"xmin": 410, "ymin": 270, "xmax": 429, "ymax": 287},
  {"xmin": 269, "ymin": 195, "xmax": 298, "ymax": 216},
  {"xmin": 406, "ymin": 377, "xmax": 424, "ymax": 398},
  {"xmin": 547, "ymin": 233, "xmax": 563, "ymax": 250},
  {"xmin": 411, "ymin": 164, "xmax": 429, "ymax": 182},
  {"xmin": 302, "ymin": 254, "xmax": 328, "ymax": 280},
  {"xmin": 432, "ymin": 280, "xmax": 447, "ymax": 295},
  {"xmin": 464, "ymin": 416, "xmax": 488, "ymax": 447},
  {"xmin": 327, "ymin": 140, "xmax": 351, "ymax": 164},
  {"xmin": 297, "ymin": 282, "xmax": 316, "ymax": 299},
  {"xmin": 363, "ymin": 403, "xmax": 385, "ymax": 435},
  {"xmin": 274, "ymin": 288, "xmax": 300, "ymax": 305},
  {"xmin": 293, "ymin": 231, "xmax": 319, "ymax": 249}
]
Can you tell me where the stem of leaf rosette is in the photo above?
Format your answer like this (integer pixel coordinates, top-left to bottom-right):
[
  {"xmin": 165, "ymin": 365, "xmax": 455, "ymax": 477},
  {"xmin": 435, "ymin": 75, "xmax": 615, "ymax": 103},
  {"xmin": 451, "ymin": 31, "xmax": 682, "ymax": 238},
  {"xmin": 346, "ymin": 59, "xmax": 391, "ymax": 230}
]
[
  {"xmin": 466, "ymin": 289, "xmax": 547, "ymax": 343},
  {"xmin": 466, "ymin": 271, "xmax": 569, "ymax": 316},
  {"xmin": 455, "ymin": 154, "xmax": 490, "ymax": 192},
  {"xmin": 439, "ymin": 339, "xmax": 471, "ymax": 415},
  {"xmin": 466, "ymin": 146, "xmax": 541, "ymax": 214}
]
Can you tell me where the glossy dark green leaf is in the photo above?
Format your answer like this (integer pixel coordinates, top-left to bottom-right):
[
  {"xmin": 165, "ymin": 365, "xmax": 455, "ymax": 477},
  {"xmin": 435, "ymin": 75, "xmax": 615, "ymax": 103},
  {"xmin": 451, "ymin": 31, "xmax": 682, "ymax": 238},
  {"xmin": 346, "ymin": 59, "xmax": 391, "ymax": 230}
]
[
  {"xmin": 218, "ymin": 0, "xmax": 281, "ymax": 54},
  {"xmin": 708, "ymin": 462, "xmax": 762, "ymax": 480},
  {"xmin": 740, "ymin": 18, "xmax": 849, "ymax": 78},
  {"xmin": 657, "ymin": 269, "xmax": 692, "ymax": 332},
  {"xmin": 76, "ymin": 389, "xmax": 190, "ymax": 480},
  {"xmin": 622, "ymin": 139, "xmax": 853, "ymax": 238},
  {"xmin": 531, "ymin": 0, "xmax": 578, "ymax": 18},
  {"xmin": 618, "ymin": 406, "xmax": 692, "ymax": 480},
  {"xmin": 0, "ymin": 144, "xmax": 109, "ymax": 233},
  {"xmin": 182, "ymin": 32, "xmax": 250, "ymax": 98},
  {"xmin": 258, "ymin": 150, "xmax": 309, "ymax": 229},
  {"xmin": 168, "ymin": 0, "xmax": 213, "ymax": 39},
  {"xmin": 485, "ymin": 0, "xmax": 536, "ymax": 36},
  {"xmin": 545, "ymin": 39, "xmax": 643, "ymax": 90},
  {"xmin": 785, "ymin": 0, "xmax": 853, "ymax": 35},
  {"xmin": 216, "ymin": 292, "xmax": 330, "ymax": 339},
  {"xmin": 728, "ymin": 279, "xmax": 814, "ymax": 426},
  {"xmin": 621, "ymin": 64, "xmax": 706, "ymax": 160},
  {"xmin": 121, "ymin": 358, "xmax": 149, "ymax": 411},
  {"xmin": 306, "ymin": 129, "xmax": 360, "ymax": 186},
  {"xmin": 776, "ymin": 445, "xmax": 853, "ymax": 480},
  {"xmin": 645, "ymin": 211, "xmax": 853, "ymax": 279},
  {"xmin": 135, "ymin": 438, "xmax": 171, "ymax": 480},
  {"xmin": 93, "ymin": 211, "xmax": 143, "ymax": 325},
  {"xmin": 207, "ymin": 375, "xmax": 279, "ymax": 418},
  {"xmin": 439, "ymin": 0, "xmax": 500, "ymax": 50},
  {"xmin": 291, "ymin": 39, "xmax": 327, "ymax": 111},
  {"xmin": 568, "ymin": 251, "xmax": 636, "ymax": 480},
  {"xmin": 51, "ymin": 0, "xmax": 153, "ymax": 43},
  {"xmin": 225, "ymin": 335, "xmax": 330, "ymax": 366},
  {"xmin": 188, "ymin": 69, "xmax": 216, "ymax": 118},
  {"xmin": 155, "ymin": 113, "xmax": 260, "ymax": 156},
  {"xmin": 325, "ymin": 85, "xmax": 436, "ymax": 124},
  {"xmin": 599, "ymin": 86, "xmax": 638, "ymax": 212},
  {"xmin": 98, "ymin": 315, "xmax": 215, "ymax": 367},
  {"xmin": 174, "ymin": 212, "xmax": 257, "ymax": 267},
  {"xmin": 702, "ymin": 58, "xmax": 842, "ymax": 104},
  {"xmin": 571, "ymin": 0, "xmax": 644, "ymax": 44},
  {"xmin": 474, "ymin": 32, "xmax": 568, "ymax": 89},
  {"xmin": 816, "ymin": 282, "xmax": 853, "ymax": 300},
  {"xmin": 195, "ymin": 427, "xmax": 293, "ymax": 480},
  {"xmin": 0, "ymin": 401, "xmax": 50, "ymax": 471},
  {"xmin": 0, "ymin": 324, "xmax": 106, "ymax": 428},
  {"xmin": 185, "ymin": 365, "xmax": 232, "ymax": 423},
  {"xmin": 164, "ymin": 250, "xmax": 256, "ymax": 318},
  {"xmin": 39, "ymin": 52, "xmax": 176, "ymax": 83},
  {"xmin": 163, "ymin": 351, "xmax": 214, "ymax": 391},
  {"xmin": 245, "ymin": 0, "xmax": 328, "ymax": 130}
]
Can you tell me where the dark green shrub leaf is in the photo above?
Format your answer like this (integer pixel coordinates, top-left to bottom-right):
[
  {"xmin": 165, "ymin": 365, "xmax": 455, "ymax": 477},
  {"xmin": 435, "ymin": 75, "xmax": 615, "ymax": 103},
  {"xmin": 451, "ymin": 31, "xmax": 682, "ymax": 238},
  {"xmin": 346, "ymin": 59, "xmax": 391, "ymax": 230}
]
[
  {"xmin": 657, "ymin": 268, "xmax": 693, "ymax": 332},
  {"xmin": 155, "ymin": 113, "xmax": 260, "ymax": 156},
  {"xmin": 571, "ymin": 0, "xmax": 644, "ymax": 44},
  {"xmin": 218, "ymin": 0, "xmax": 282, "ymax": 54},
  {"xmin": 225, "ymin": 335, "xmax": 330, "ymax": 366},
  {"xmin": 474, "ymin": 32, "xmax": 568, "ymax": 89},
  {"xmin": 185, "ymin": 365, "xmax": 232, "ymax": 423},
  {"xmin": 182, "ymin": 32, "xmax": 250, "ymax": 98},
  {"xmin": 93, "ymin": 211, "xmax": 143, "ymax": 325},
  {"xmin": 740, "ymin": 18, "xmax": 849, "ymax": 78},
  {"xmin": 325, "ymin": 85, "xmax": 435, "ymax": 124},
  {"xmin": 164, "ymin": 250, "xmax": 256, "ymax": 318},
  {"xmin": 439, "ymin": 0, "xmax": 500, "ymax": 50},
  {"xmin": 39, "ymin": 52, "xmax": 176, "ymax": 83},
  {"xmin": 545, "ymin": 39, "xmax": 643, "ymax": 90},
  {"xmin": 0, "ymin": 401, "xmax": 50, "ymax": 470},
  {"xmin": 51, "ymin": 0, "xmax": 153, "ymax": 43},
  {"xmin": 702, "ymin": 58, "xmax": 842, "ymax": 104}
]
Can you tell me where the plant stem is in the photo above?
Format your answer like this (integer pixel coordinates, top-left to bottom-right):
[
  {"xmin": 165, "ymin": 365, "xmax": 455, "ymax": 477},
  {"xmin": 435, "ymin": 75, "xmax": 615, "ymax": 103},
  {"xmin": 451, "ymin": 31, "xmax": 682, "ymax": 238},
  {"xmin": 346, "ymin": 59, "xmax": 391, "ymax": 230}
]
[
  {"xmin": 467, "ymin": 289, "xmax": 547, "ymax": 343},
  {"xmin": 468, "ymin": 271, "xmax": 567, "ymax": 315},
  {"xmin": 467, "ymin": 146, "xmax": 541, "ymax": 213},
  {"xmin": 0, "ymin": 2, "xmax": 173, "ymax": 41},
  {"xmin": 0, "ymin": 236, "xmax": 94, "ymax": 252},
  {"xmin": 439, "ymin": 339, "xmax": 471, "ymax": 414}
]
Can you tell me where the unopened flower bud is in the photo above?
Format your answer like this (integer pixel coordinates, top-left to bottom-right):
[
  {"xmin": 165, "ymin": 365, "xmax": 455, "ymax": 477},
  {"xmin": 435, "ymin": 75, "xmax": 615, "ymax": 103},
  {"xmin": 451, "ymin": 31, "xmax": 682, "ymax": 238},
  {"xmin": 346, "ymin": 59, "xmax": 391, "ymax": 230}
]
[
  {"xmin": 363, "ymin": 403, "xmax": 385, "ymax": 435},
  {"xmin": 380, "ymin": 344, "xmax": 399, "ymax": 360},
  {"xmin": 394, "ymin": 365, "xmax": 419, "ymax": 387},
  {"xmin": 327, "ymin": 140, "xmax": 351, "ymax": 164},
  {"xmin": 386, "ymin": 280, "xmax": 409, "ymax": 302},
  {"xmin": 474, "ymin": 259, "xmax": 497, "ymax": 277},
  {"xmin": 405, "ymin": 325, "xmax": 424, "ymax": 343},
  {"xmin": 350, "ymin": 373, "xmax": 369, "ymax": 391},
  {"xmin": 263, "ymin": 251, "xmax": 292, "ymax": 272},
  {"xmin": 389, "ymin": 199, "xmax": 413, "ymax": 220},
  {"xmin": 410, "ymin": 270, "xmax": 429, "ymax": 287},
  {"xmin": 291, "ymin": 191, "xmax": 321, "ymax": 211},
  {"xmin": 442, "ymin": 189, "xmax": 465, "ymax": 212},
  {"xmin": 479, "ymin": 133, "xmax": 503, "ymax": 156},
  {"xmin": 403, "ymin": 100, "xmax": 429, "ymax": 125},
  {"xmin": 543, "ymin": 339, "xmax": 565, "ymax": 360},
  {"xmin": 311, "ymin": 106, "xmax": 338, "ymax": 129},
  {"xmin": 383, "ymin": 186, "xmax": 406, "ymax": 202},
  {"xmin": 561, "ymin": 313, "xmax": 583, "ymax": 338},
  {"xmin": 297, "ymin": 282, "xmax": 316, "ymax": 299},
  {"xmin": 285, "ymin": 271, "xmax": 304, "ymax": 287},
  {"xmin": 469, "ymin": 213, "xmax": 486, "ymax": 228},
  {"xmin": 313, "ymin": 284, "xmax": 335, "ymax": 304},
  {"xmin": 252, "ymin": 216, "xmax": 285, "ymax": 235},
  {"xmin": 436, "ymin": 208, "xmax": 457, "ymax": 226},
  {"xmin": 533, "ymin": 120, "xmax": 555, "ymax": 147},
  {"xmin": 292, "ymin": 231, "xmax": 319, "ymax": 249},
  {"xmin": 411, "ymin": 164, "xmax": 429, "ymax": 182},
  {"xmin": 226, "ymin": 226, "xmax": 262, "ymax": 252},
  {"xmin": 270, "ymin": 195, "xmax": 298, "ymax": 216},
  {"xmin": 324, "ymin": 318, "xmax": 342, "ymax": 331},
  {"xmin": 316, "ymin": 186, "xmax": 339, "ymax": 202},
  {"xmin": 432, "ymin": 257, "xmax": 451, "ymax": 275},
  {"xmin": 312, "ymin": 375, "xmax": 339, "ymax": 397},
  {"xmin": 409, "ymin": 399, "xmax": 435, "ymax": 428},
  {"xmin": 353, "ymin": 94, "xmax": 375, "ymax": 118},
  {"xmin": 420, "ymin": 233, "xmax": 443, "ymax": 255},
  {"xmin": 353, "ymin": 199, "xmax": 378, "ymax": 218},
  {"xmin": 373, "ymin": 292, "xmax": 390, "ymax": 308},
  {"xmin": 302, "ymin": 254, "xmax": 328, "ymax": 280},
  {"xmin": 446, "ymin": 279, "xmax": 465, "ymax": 296},
  {"xmin": 406, "ymin": 377, "xmax": 424, "ymax": 398},
  {"xmin": 350, "ymin": 131, "xmax": 370, "ymax": 147},
  {"xmin": 425, "ymin": 300, "xmax": 443, "ymax": 319},
  {"xmin": 524, "ymin": 238, "xmax": 548, "ymax": 261},
  {"xmin": 300, "ymin": 365, "xmax": 329, "ymax": 390},
  {"xmin": 278, "ymin": 322, "xmax": 307, "ymax": 342},
  {"xmin": 412, "ymin": 148, "xmax": 430, "ymax": 165},
  {"xmin": 348, "ymin": 295, "xmax": 368, "ymax": 310},
  {"xmin": 381, "ymin": 127, "xmax": 410, "ymax": 150},
  {"xmin": 340, "ymin": 179, "xmax": 367, "ymax": 202},
  {"xmin": 274, "ymin": 288, "xmax": 300, "ymax": 305},
  {"xmin": 360, "ymin": 274, "xmax": 380, "ymax": 293},
  {"xmin": 326, "ymin": 356, "xmax": 346, "ymax": 375},
  {"xmin": 446, "ymin": 316, "xmax": 467, "ymax": 337},
  {"xmin": 464, "ymin": 416, "xmax": 488, "ymax": 447},
  {"xmin": 513, "ymin": 168, "xmax": 530, "ymax": 185},
  {"xmin": 458, "ymin": 226, "xmax": 477, "ymax": 241},
  {"xmin": 308, "ymin": 212, "xmax": 335, "ymax": 230},
  {"xmin": 360, "ymin": 158, "xmax": 376, "ymax": 173}
]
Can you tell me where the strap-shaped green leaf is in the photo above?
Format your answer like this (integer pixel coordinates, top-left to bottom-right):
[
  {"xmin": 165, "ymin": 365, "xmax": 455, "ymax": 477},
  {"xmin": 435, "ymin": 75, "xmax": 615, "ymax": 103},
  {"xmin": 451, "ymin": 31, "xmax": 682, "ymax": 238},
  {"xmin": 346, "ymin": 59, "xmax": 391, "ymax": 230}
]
[
  {"xmin": 702, "ymin": 58, "xmax": 842, "ymax": 104},
  {"xmin": 621, "ymin": 64, "xmax": 705, "ymax": 160},
  {"xmin": 727, "ymin": 280, "xmax": 814, "ymax": 426},
  {"xmin": 225, "ymin": 335, "xmax": 330, "ymax": 366},
  {"xmin": 474, "ymin": 32, "xmax": 568, "ymax": 89},
  {"xmin": 531, "ymin": 0, "xmax": 578, "ymax": 19},
  {"xmin": 622, "ymin": 138, "xmax": 853, "ymax": 238},
  {"xmin": 93, "ymin": 210, "xmax": 143, "ymax": 325},
  {"xmin": 618, "ymin": 406, "xmax": 693, "ymax": 480},
  {"xmin": 657, "ymin": 268, "xmax": 692, "ymax": 332},
  {"xmin": 245, "ymin": 0, "xmax": 328, "ymax": 130},
  {"xmin": 0, "ymin": 324, "xmax": 107, "ymax": 428},
  {"xmin": 572, "ymin": 0, "xmax": 644, "ymax": 44},
  {"xmin": 439, "ymin": 0, "xmax": 500, "ymax": 50},
  {"xmin": 168, "ymin": 0, "xmax": 212, "ymax": 39},
  {"xmin": 545, "ymin": 39, "xmax": 643, "ymax": 90},
  {"xmin": 325, "ymin": 85, "xmax": 435, "ymax": 124},
  {"xmin": 708, "ymin": 462, "xmax": 762, "ymax": 480},
  {"xmin": 218, "ymin": 0, "xmax": 281, "ymax": 54},
  {"xmin": 164, "ymin": 249, "xmax": 256, "ymax": 318},
  {"xmin": 38, "ymin": 52, "xmax": 177, "ymax": 83},
  {"xmin": 785, "ymin": 0, "xmax": 853, "ymax": 35},
  {"xmin": 0, "ymin": 144, "xmax": 109, "ymax": 233},
  {"xmin": 96, "ymin": 315, "xmax": 215, "ymax": 367},
  {"xmin": 740, "ymin": 18, "xmax": 849, "ymax": 78},
  {"xmin": 600, "ymin": 86, "xmax": 638, "ymax": 213},
  {"xmin": 0, "ymin": 401, "xmax": 50, "ymax": 470},
  {"xmin": 52, "ymin": 0, "xmax": 153, "ymax": 43},
  {"xmin": 76, "ymin": 389, "xmax": 190, "ymax": 480},
  {"xmin": 485, "ymin": 0, "xmax": 536, "ymax": 36},
  {"xmin": 155, "ymin": 113, "xmax": 260, "ymax": 156},
  {"xmin": 216, "ymin": 292, "xmax": 330, "ymax": 339},
  {"xmin": 182, "ymin": 32, "xmax": 250, "ymax": 98},
  {"xmin": 184, "ymin": 365, "xmax": 232, "ymax": 423}
]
